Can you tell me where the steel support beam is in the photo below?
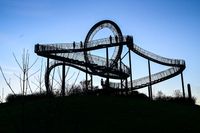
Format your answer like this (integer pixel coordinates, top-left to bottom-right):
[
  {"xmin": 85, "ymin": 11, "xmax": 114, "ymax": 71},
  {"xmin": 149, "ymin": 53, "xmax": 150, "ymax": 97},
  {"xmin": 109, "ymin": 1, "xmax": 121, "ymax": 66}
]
[
  {"xmin": 128, "ymin": 48, "xmax": 133, "ymax": 90},
  {"xmin": 61, "ymin": 62, "xmax": 65, "ymax": 96},
  {"xmin": 181, "ymin": 72, "xmax": 185, "ymax": 98},
  {"xmin": 90, "ymin": 74, "xmax": 93, "ymax": 90},
  {"xmin": 148, "ymin": 60, "xmax": 152, "ymax": 99},
  {"xmin": 106, "ymin": 47, "xmax": 109, "ymax": 88},
  {"xmin": 46, "ymin": 58, "xmax": 50, "ymax": 95},
  {"xmin": 187, "ymin": 84, "xmax": 192, "ymax": 99},
  {"xmin": 86, "ymin": 66, "xmax": 88, "ymax": 90},
  {"xmin": 125, "ymin": 78, "xmax": 128, "ymax": 95},
  {"xmin": 120, "ymin": 58, "xmax": 123, "ymax": 89}
]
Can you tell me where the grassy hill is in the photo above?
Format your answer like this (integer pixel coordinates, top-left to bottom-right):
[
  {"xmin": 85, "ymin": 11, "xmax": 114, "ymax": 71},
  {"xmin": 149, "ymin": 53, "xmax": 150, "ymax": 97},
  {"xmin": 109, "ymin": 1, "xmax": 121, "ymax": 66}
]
[{"xmin": 0, "ymin": 96, "xmax": 200, "ymax": 133}]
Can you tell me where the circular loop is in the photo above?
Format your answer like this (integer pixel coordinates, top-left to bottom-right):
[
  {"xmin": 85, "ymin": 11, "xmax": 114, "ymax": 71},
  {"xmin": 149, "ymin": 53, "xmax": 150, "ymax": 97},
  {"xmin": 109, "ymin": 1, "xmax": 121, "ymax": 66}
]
[
  {"xmin": 84, "ymin": 20, "xmax": 123, "ymax": 73},
  {"xmin": 45, "ymin": 62, "xmax": 92, "ymax": 93}
]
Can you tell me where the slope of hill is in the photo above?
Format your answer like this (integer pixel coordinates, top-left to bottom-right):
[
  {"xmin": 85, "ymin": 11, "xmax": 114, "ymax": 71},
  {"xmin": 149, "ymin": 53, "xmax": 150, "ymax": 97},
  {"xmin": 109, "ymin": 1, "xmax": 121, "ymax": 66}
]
[{"xmin": 0, "ymin": 96, "xmax": 200, "ymax": 133}]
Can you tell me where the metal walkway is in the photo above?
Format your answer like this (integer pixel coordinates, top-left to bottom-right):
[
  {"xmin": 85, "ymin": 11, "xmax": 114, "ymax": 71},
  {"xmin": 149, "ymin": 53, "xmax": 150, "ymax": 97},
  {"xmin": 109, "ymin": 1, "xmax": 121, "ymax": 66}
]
[{"xmin": 34, "ymin": 20, "xmax": 185, "ymax": 93}]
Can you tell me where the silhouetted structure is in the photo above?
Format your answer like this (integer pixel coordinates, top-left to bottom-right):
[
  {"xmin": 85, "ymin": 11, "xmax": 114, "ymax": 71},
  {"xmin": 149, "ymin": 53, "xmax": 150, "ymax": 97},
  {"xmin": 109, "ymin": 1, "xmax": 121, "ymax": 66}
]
[
  {"xmin": 187, "ymin": 84, "xmax": 192, "ymax": 99},
  {"xmin": 34, "ymin": 20, "xmax": 186, "ymax": 98}
]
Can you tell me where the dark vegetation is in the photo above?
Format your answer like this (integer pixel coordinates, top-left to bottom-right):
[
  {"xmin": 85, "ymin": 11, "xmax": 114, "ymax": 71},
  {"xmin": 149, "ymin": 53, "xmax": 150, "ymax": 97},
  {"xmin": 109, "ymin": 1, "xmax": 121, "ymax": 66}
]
[
  {"xmin": 0, "ymin": 90, "xmax": 199, "ymax": 133},
  {"xmin": 155, "ymin": 96, "xmax": 196, "ymax": 105},
  {"xmin": 5, "ymin": 89, "xmax": 196, "ymax": 105},
  {"xmin": 5, "ymin": 92, "xmax": 55, "ymax": 103},
  {"xmin": 5, "ymin": 89, "xmax": 149, "ymax": 103}
]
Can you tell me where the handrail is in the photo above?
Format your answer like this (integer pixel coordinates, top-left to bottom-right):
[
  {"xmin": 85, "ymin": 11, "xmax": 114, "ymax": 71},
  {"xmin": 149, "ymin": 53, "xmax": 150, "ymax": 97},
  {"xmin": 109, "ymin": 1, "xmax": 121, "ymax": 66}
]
[
  {"xmin": 35, "ymin": 36, "xmax": 129, "ymax": 53},
  {"xmin": 107, "ymin": 42, "xmax": 185, "ymax": 90},
  {"xmin": 35, "ymin": 34, "xmax": 185, "ymax": 90},
  {"xmin": 132, "ymin": 43, "xmax": 185, "ymax": 66}
]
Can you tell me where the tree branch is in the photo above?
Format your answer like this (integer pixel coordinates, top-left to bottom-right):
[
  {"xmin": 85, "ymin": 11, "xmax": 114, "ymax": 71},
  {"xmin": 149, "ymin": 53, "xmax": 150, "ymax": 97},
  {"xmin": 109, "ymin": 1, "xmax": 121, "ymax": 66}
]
[{"xmin": 0, "ymin": 67, "xmax": 16, "ymax": 95}]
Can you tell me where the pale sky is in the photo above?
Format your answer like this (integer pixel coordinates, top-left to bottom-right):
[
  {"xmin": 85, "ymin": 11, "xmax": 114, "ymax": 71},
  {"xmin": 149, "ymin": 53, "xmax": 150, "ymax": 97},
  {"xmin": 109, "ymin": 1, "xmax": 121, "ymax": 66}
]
[{"xmin": 0, "ymin": 0, "xmax": 200, "ymax": 104}]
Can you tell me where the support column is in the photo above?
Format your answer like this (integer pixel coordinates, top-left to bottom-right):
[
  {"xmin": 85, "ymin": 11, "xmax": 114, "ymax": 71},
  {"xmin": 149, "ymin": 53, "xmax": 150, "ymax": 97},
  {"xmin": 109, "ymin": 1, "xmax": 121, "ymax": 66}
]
[
  {"xmin": 61, "ymin": 62, "xmax": 65, "ymax": 96},
  {"xmin": 120, "ymin": 58, "xmax": 123, "ymax": 89},
  {"xmin": 86, "ymin": 66, "xmax": 88, "ymax": 90},
  {"xmin": 187, "ymin": 84, "xmax": 192, "ymax": 99},
  {"xmin": 90, "ymin": 74, "xmax": 93, "ymax": 90},
  {"xmin": 128, "ymin": 48, "xmax": 133, "ymax": 90},
  {"xmin": 125, "ymin": 78, "xmax": 128, "ymax": 95},
  {"xmin": 46, "ymin": 58, "xmax": 50, "ymax": 95},
  {"xmin": 181, "ymin": 72, "xmax": 185, "ymax": 98},
  {"xmin": 106, "ymin": 47, "xmax": 109, "ymax": 88},
  {"xmin": 148, "ymin": 60, "xmax": 152, "ymax": 99}
]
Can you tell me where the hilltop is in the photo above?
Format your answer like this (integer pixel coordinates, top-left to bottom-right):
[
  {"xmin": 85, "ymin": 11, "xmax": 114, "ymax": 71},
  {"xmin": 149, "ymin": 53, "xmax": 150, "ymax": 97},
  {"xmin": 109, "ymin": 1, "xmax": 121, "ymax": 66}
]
[{"xmin": 0, "ymin": 96, "xmax": 200, "ymax": 133}]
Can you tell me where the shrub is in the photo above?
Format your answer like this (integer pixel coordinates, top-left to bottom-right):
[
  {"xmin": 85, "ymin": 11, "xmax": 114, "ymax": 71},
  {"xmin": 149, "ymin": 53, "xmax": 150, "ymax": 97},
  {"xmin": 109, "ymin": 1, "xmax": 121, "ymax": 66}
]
[
  {"xmin": 6, "ymin": 92, "xmax": 55, "ymax": 103},
  {"xmin": 155, "ymin": 96, "xmax": 196, "ymax": 105}
]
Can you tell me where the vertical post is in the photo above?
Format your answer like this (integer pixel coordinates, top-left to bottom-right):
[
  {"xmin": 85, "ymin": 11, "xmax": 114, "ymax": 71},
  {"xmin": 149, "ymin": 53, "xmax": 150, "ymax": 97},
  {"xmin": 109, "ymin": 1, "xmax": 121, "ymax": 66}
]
[
  {"xmin": 61, "ymin": 62, "xmax": 65, "ymax": 96},
  {"xmin": 90, "ymin": 74, "xmax": 93, "ymax": 90},
  {"xmin": 125, "ymin": 78, "xmax": 128, "ymax": 95},
  {"xmin": 128, "ymin": 48, "xmax": 133, "ymax": 90},
  {"xmin": 181, "ymin": 72, "xmax": 185, "ymax": 98},
  {"xmin": 148, "ymin": 60, "xmax": 152, "ymax": 99},
  {"xmin": 86, "ymin": 67, "xmax": 88, "ymax": 90},
  {"xmin": 119, "ymin": 58, "xmax": 123, "ymax": 89},
  {"xmin": 187, "ymin": 84, "xmax": 192, "ymax": 99},
  {"xmin": 46, "ymin": 58, "xmax": 50, "ymax": 95},
  {"xmin": 106, "ymin": 47, "xmax": 109, "ymax": 88},
  {"xmin": 22, "ymin": 70, "xmax": 25, "ymax": 95}
]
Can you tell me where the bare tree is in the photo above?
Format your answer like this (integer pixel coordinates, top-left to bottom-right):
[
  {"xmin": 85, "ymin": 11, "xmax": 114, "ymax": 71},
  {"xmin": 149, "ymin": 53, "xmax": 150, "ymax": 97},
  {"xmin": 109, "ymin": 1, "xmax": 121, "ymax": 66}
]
[
  {"xmin": 71, "ymin": 71, "xmax": 80, "ymax": 91},
  {"xmin": 13, "ymin": 49, "xmax": 38, "ymax": 95},
  {"xmin": 32, "ymin": 59, "xmax": 45, "ymax": 93}
]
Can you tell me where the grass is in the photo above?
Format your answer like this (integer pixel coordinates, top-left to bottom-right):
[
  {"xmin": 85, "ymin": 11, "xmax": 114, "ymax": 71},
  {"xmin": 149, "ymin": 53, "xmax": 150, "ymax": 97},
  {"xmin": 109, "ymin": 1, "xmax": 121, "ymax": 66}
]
[{"xmin": 0, "ymin": 95, "xmax": 200, "ymax": 133}]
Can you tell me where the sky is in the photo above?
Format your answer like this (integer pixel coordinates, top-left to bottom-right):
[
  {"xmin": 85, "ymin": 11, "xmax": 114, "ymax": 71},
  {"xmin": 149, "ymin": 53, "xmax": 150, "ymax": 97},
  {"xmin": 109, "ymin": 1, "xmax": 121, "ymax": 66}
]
[{"xmin": 0, "ymin": 0, "xmax": 200, "ymax": 104}]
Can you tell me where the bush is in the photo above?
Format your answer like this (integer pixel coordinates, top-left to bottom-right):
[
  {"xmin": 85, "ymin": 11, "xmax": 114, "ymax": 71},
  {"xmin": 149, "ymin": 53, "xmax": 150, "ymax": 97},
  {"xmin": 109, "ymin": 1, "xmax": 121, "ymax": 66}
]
[
  {"xmin": 6, "ymin": 92, "xmax": 55, "ymax": 103},
  {"xmin": 155, "ymin": 96, "xmax": 196, "ymax": 105}
]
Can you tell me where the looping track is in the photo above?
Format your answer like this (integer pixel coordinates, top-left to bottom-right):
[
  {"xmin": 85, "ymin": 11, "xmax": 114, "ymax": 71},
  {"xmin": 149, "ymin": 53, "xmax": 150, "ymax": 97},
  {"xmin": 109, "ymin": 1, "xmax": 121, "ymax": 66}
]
[{"xmin": 35, "ymin": 20, "xmax": 185, "ymax": 92}]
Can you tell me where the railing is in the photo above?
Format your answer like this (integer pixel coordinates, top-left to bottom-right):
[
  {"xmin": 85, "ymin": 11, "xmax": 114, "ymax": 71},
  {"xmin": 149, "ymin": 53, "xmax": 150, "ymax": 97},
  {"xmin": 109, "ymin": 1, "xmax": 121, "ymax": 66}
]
[
  {"xmin": 130, "ymin": 67, "xmax": 178, "ymax": 87},
  {"xmin": 35, "ymin": 34, "xmax": 185, "ymax": 90},
  {"xmin": 49, "ymin": 51, "xmax": 130, "ymax": 75},
  {"xmin": 47, "ymin": 60, "xmax": 92, "ymax": 74},
  {"xmin": 107, "ymin": 66, "xmax": 181, "ymax": 89},
  {"xmin": 107, "ymin": 41, "xmax": 185, "ymax": 89},
  {"xmin": 35, "ymin": 37, "xmax": 131, "ymax": 76},
  {"xmin": 35, "ymin": 35, "xmax": 131, "ymax": 53},
  {"xmin": 86, "ymin": 36, "xmax": 128, "ymax": 47},
  {"xmin": 132, "ymin": 44, "xmax": 185, "ymax": 66},
  {"xmin": 35, "ymin": 42, "xmax": 82, "ymax": 52}
]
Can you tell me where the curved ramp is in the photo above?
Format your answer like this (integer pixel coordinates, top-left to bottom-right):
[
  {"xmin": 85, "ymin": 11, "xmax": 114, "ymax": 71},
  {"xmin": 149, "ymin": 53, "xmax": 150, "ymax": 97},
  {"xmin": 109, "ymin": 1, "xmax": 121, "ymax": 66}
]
[
  {"xmin": 109, "ymin": 41, "xmax": 185, "ymax": 90},
  {"xmin": 34, "ymin": 20, "xmax": 186, "ymax": 92}
]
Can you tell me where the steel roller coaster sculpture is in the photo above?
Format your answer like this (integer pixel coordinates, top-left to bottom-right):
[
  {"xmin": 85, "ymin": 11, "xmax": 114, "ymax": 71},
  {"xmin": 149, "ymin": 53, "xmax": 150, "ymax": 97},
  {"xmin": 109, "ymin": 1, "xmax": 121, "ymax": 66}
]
[{"xmin": 35, "ymin": 20, "xmax": 186, "ymax": 98}]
